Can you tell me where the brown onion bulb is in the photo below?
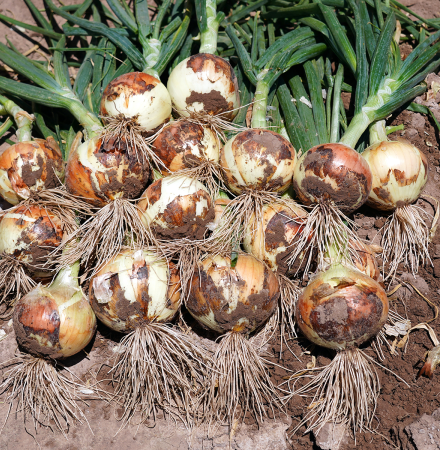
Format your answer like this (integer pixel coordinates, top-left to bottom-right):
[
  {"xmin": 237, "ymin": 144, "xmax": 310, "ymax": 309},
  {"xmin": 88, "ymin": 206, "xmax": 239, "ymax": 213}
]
[
  {"xmin": 220, "ymin": 129, "xmax": 297, "ymax": 195},
  {"xmin": 361, "ymin": 139, "xmax": 428, "ymax": 211},
  {"xmin": 0, "ymin": 204, "xmax": 64, "ymax": 277},
  {"xmin": 100, "ymin": 72, "xmax": 172, "ymax": 132},
  {"xmin": 13, "ymin": 263, "xmax": 96, "ymax": 358},
  {"xmin": 89, "ymin": 249, "xmax": 180, "ymax": 333},
  {"xmin": 65, "ymin": 135, "xmax": 150, "ymax": 207},
  {"xmin": 152, "ymin": 121, "xmax": 219, "ymax": 174},
  {"xmin": 292, "ymin": 143, "xmax": 372, "ymax": 213},
  {"xmin": 243, "ymin": 202, "xmax": 308, "ymax": 275},
  {"xmin": 167, "ymin": 54, "xmax": 240, "ymax": 121},
  {"xmin": 138, "ymin": 175, "xmax": 214, "ymax": 240},
  {"xmin": 0, "ymin": 137, "xmax": 64, "ymax": 205},
  {"xmin": 296, "ymin": 266, "xmax": 388, "ymax": 351},
  {"xmin": 187, "ymin": 254, "xmax": 279, "ymax": 335}
]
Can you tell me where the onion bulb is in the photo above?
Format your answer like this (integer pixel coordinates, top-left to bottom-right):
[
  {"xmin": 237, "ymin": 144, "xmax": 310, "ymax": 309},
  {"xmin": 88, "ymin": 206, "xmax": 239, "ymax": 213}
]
[
  {"xmin": 151, "ymin": 120, "xmax": 219, "ymax": 174},
  {"xmin": 187, "ymin": 253, "xmax": 282, "ymax": 423},
  {"xmin": 89, "ymin": 249, "xmax": 180, "ymax": 333},
  {"xmin": 167, "ymin": 54, "xmax": 240, "ymax": 121},
  {"xmin": 0, "ymin": 261, "xmax": 96, "ymax": 433},
  {"xmin": 221, "ymin": 129, "xmax": 297, "ymax": 195},
  {"xmin": 89, "ymin": 248, "xmax": 206, "ymax": 426},
  {"xmin": 362, "ymin": 139, "xmax": 430, "ymax": 279},
  {"xmin": 138, "ymin": 175, "xmax": 214, "ymax": 240},
  {"xmin": 0, "ymin": 137, "xmax": 64, "ymax": 205},
  {"xmin": 100, "ymin": 72, "xmax": 171, "ymax": 133},
  {"xmin": 292, "ymin": 265, "xmax": 388, "ymax": 434}
]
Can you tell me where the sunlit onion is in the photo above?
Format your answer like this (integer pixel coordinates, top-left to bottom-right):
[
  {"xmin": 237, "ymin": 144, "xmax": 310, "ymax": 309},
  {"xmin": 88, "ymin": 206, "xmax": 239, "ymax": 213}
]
[
  {"xmin": 167, "ymin": 54, "xmax": 240, "ymax": 120},
  {"xmin": 152, "ymin": 120, "xmax": 219, "ymax": 173},
  {"xmin": 220, "ymin": 129, "xmax": 297, "ymax": 195},
  {"xmin": 292, "ymin": 143, "xmax": 372, "ymax": 213},
  {"xmin": 138, "ymin": 175, "xmax": 214, "ymax": 240},
  {"xmin": 89, "ymin": 249, "xmax": 180, "ymax": 333},
  {"xmin": 0, "ymin": 137, "xmax": 64, "ymax": 205},
  {"xmin": 100, "ymin": 72, "xmax": 172, "ymax": 132}
]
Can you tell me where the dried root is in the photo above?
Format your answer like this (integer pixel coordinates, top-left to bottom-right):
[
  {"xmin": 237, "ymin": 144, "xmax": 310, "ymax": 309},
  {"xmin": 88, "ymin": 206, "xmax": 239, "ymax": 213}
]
[
  {"xmin": 0, "ymin": 255, "xmax": 36, "ymax": 307},
  {"xmin": 110, "ymin": 324, "xmax": 207, "ymax": 430},
  {"xmin": 198, "ymin": 331, "xmax": 284, "ymax": 426},
  {"xmin": 52, "ymin": 199, "xmax": 156, "ymax": 276},
  {"xmin": 288, "ymin": 201, "xmax": 361, "ymax": 275},
  {"xmin": 277, "ymin": 274, "xmax": 300, "ymax": 349},
  {"xmin": 100, "ymin": 115, "xmax": 167, "ymax": 168},
  {"xmin": 381, "ymin": 204, "xmax": 432, "ymax": 280},
  {"xmin": 0, "ymin": 353, "xmax": 91, "ymax": 437},
  {"xmin": 289, "ymin": 348, "xmax": 379, "ymax": 436}
]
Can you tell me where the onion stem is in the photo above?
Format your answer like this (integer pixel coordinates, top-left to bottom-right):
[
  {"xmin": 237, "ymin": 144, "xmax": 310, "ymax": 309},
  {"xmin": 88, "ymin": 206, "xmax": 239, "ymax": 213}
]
[
  {"xmin": 49, "ymin": 260, "xmax": 80, "ymax": 293},
  {"xmin": 251, "ymin": 75, "xmax": 270, "ymax": 129},
  {"xmin": 0, "ymin": 94, "xmax": 33, "ymax": 142},
  {"xmin": 67, "ymin": 100, "xmax": 102, "ymax": 139},
  {"xmin": 369, "ymin": 120, "xmax": 388, "ymax": 145},
  {"xmin": 199, "ymin": 0, "xmax": 219, "ymax": 54}
]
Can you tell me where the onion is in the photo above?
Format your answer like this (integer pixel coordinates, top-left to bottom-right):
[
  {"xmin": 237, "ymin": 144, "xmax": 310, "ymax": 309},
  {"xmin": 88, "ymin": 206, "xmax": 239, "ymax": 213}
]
[
  {"xmin": 100, "ymin": 72, "xmax": 171, "ymax": 133},
  {"xmin": 167, "ymin": 54, "xmax": 240, "ymax": 121},
  {"xmin": 0, "ymin": 137, "xmax": 64, "ymax": 205},
  {"xmin": 89, "ymin": 249, "xmax": 180, "ymax": 332},
  {"xmin": 187, "ymin": 253, "xmax": 282, "ymax": 423},
  {"xmin": 221, "ymin": 129, "xmax": 297, "ymax": 195},
  {"xmin": 292, "ymin": 265, "xmax": 388, "ymax": 434},
  {"xmin": 89, "ymin": 248, "xmax": 206, "ymax": 426},
  {"xmin": 151, "ymin": 120, "xmax": 219, "ymax": 173},
  {"xmin": 1, "ymin": 261, "xmax": 96, "ymax": 433},
  {"xmin": 350, "ymin": 241, "xmax": 381, "ymax": 281},
  {"xmin": 292, "ymin": 143, "xmax": 372, "ymax": 213},
  {"xmin": 138, "ymin": 175, "xmax": 214, "ymax": 240},
  {"xmin": 362, "ymin": 139, "xmax": 431, "ymax": 279},
  {"xmin": 66, "ymin": 135, "xmax": 149, "ymax": 208}
]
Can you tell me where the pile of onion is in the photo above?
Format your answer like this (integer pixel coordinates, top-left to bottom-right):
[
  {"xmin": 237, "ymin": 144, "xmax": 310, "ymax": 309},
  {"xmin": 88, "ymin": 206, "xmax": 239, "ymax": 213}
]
[
  {"xmin": 292, "ymin": 265, "xmax": 389, "ymax": 434},
  {"xmin": 362, "ymin": 136, "xmax": 430, "ymax": 279},
  {"xmin": 0, "ymin": 260, "xmax": 96, "ymax": 434},
  {"xmin": 89, "ymin": 248, "xmax": 206, "ymax": 426},
  {"xmin": 187, "ymin": 253, "xmax": 282, "ymax": 423}
]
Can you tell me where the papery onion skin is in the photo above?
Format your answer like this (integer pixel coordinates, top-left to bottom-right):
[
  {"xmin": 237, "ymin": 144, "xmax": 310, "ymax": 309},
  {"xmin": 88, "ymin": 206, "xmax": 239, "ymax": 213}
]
[
  {"xmin": 362, "ymin": 140, "xmax": 428, "ymax": 212},
  {"xmin": 66, "ymin": 135, "xmax": 150, "ymax": 207},
  {"xmin": 152, "ymin": 121, "xmax": 219, "ymax": 173},
  {"xmin": 243, "ymin": 202, "xmax": 308, "ymax": 275},
  {"xmin": 292, "ymin": 143, "xmax": 372, "ymax": 213},
  {"xmin": 296, "ymin": 266, "xmax": 388, "ymax": 351},
  {"xmin": 220, "ymin": 129, "xmax": 297, "ymax": 195},
  {"xmin": 0, "ymin": 137, "xmax": 64, "ymax": 205},
  {"xmin": 138, "ymin": 176, "xmax": 214, "ymax": 240},
  {"xmin": 350, "ymin": 241, "xmax": 380, "ymax": 281},
  {"xmin": 13, "ymin": 282, "xmax": 96, "ymax": 359},
  {"xmin": 167, "ymin": 54, "xmax": 240, "ymax": 121},
  {"xmin": 100, "ymin": 72, "xmax": 172, "ymax": 132},
  {"xmin": 0, "ymin": 204, "xmax": 63, "ymax": 277},
  {"xmin": 89, "ymin": 249, "xmax": 181, "ymax": 333},
  {"xmin": 187, "ymin": 254, "xmax": 279, "ymax": 335}
]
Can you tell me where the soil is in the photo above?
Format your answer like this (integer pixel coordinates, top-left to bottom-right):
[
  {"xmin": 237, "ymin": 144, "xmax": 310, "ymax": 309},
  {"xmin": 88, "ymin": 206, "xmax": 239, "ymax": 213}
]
[{"xmin": 2, "ymin": 1, "xmax": 440, "ymax": 450}]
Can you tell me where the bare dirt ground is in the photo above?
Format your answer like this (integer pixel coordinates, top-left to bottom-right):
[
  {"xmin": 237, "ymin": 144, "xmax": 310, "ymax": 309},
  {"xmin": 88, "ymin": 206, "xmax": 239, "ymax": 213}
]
[{"xmin": 2, "ymin": 1, "xmax": 440, "ymax": 450}]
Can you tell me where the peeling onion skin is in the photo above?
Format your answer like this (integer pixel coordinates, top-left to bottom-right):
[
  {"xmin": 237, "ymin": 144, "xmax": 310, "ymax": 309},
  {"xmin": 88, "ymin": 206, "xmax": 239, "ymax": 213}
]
[
  {"xmin": 187, "ymin": 254, "xmax": 280, "ymax": 335},
  {"xmin": 138, "ymin": 176, "xmax": 215, "ymax": 240},
  {"xmin": 361, "ymin": 140, "xmax": 428, "ymax": 212},
  {"xmin": 89, "ymin": 249, "xmax": 181, "ymax": 333},
  {"xmin": 243, "ymin": 202, "xmax": 309, "ymax": 275},
  {"xmin": 66, "ymin": 135, "xmax": 150, "ymax": 207},
  {"xmin": 100, "ymin": 72, "xmax": 172, "ymax": 131},
  {"xmin": 13, "ymin": 280, "xmax": 96, "ymax": 359},
  {"xmin": 350, "ymin": 241, "xmax": 380, "ymax": 281},
  {"xmin": 221, "ymin": 129, "xmax": 297, "ymax": 195},
  {"xmin": 0, "ymin": 204, "xmax": 64, "ymax": 277},
  {"xmin": 292, "ymin": 144, "xmax": 372, "ymax": 214},
  {"xmin": 296, "ymin": 266, "xmax": 388, "ymax": 351},
  {"xmin": 152, "ymin": 121, "xmax": 219, "ymax": 174},
  {"xmin": 0, "ymin": 137, "xmax": 64, "ymax": 205},
  {"xmin": 167, "ymin": 54, "xmax": 240, "ymax": 121}
]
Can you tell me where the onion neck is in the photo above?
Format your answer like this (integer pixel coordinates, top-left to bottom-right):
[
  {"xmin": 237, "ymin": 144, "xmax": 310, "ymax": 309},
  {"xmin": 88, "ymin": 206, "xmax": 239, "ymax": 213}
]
[
  {"xmin": 251, "ymin": 75, "xmax": 270, "ymax": 129},
  {"xmin": 339, "ymin": 111, "xmax": 371, "ymax": 149},
  {"xmin": 141, "ymin": 38, "xmax": 161, "ymax": 80},
  {"xmin": 369, "ymin": 120, "xmax": 388, "ymax": 145},
  {"xmin": 199, "ymin": 0, "xmax": 219, "ymax": 54},
  {"xmin": 67, "ymin": 100, "xmax": 102, "ymax": 140},
  {"xmin": 0, "ymin": 94, "xmax": 33, "ymax": 142},
  {"xmin": 49, "ymin": 260, "xmax": 81, "ymax": 299}
]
